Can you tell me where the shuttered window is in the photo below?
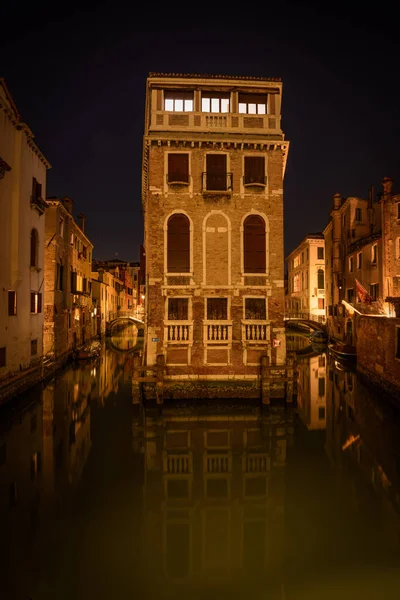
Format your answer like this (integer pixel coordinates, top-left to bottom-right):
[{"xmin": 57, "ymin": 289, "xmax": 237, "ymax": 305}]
[
  {"xmin": 167, "ymin": 214, "xmax": 190, "ymax": 273},
  {"xmin": 243, "ymin": 215, "xmax": 266, "ymax": 273},
  {"xmin": 244, "ymin": 157, "xmax": 265, "ymax": 185},
  {"xmin": 317, "ymin": 269, "xmax": 324, "ymax": 289},
  {"xmin": 206, "ymin": 154, "xmax": 227, "ymax": 191},
  {"xmin": 30, "ymin": 229, "xmax": 38, "ymax": 267},
  {"xmin": 207, "ymin": 298, "xmax": 228, "ymax": 320},
  {"xmin": 168, "ymin": 154, "xmax": 189, "ymax": 184},
  {"xmin": 168, "ymin": 298, "xmax": 188, "ymax": 320}
]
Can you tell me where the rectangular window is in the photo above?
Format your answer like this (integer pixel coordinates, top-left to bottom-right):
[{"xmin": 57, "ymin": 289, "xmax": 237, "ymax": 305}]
[
  {"xmin": 164, "ymin": 91, "xmax": 194, "ymax": 112},
  {"xmin": 207, "ymin": 298, "xmax": 228, "ymax": 320},
  {"xmin": 347, "ymin": 289, "xmax": 354, "ymax": 303},
  {"xmin": 168, "ymin": 153, "xmax": 189, "ymax": 184},
  {"xmin": 317, "ymin": 247, "xmax": 324, "ymax": 259},
  {"xmin": 0, "ymin": 346, "xmax": 5, "ymax": 368},
  {"xmin": 31, "ymin": 339, "xmax": 38, "ymax": 356},
  {"xmin": 318, "ymin": 378, "xmax": 326, "ymax": 396},
  {"xmin": 168, "ymin": 298, "xmax": 188, "ymax": 321},
  {"xmin": 201, "ymin": 92, "xmax": 230, "ymax": 113},
  {"xmin": 59, "ymin": 217, "xmax": 64, "ymax": 237},
  {"xmin": 397, "ymin": 203, "xmax": 400, "ymax": 219},
  {"xmin": 371, "ymin": 244, "xmax": 377, "ymax": 264},
  {"xmin": 31, "ymin": 177, "xmax": 42, "ymax": 201},
  {"xmin": 318, "ymin": 406, "xmax": 326, "ymax": 419},
  {"xmin": 369, "ymin": 283, "xmax": 379, "ymax": 301},
  {"xmin": 355, "ymin": 207, "xmax": 362, "ymax": 222},
  {"xmin": 306, "ymin": 248, "xmax": 309, "ymax": 261},
  {"xmin": 8, "ymin": 291, "xmax": 17, "ymax": 316},
  {"xmin": 318, "ymin": 298, "xmax": 325, "ymax": 310},
  {"xmin": 238, "ymin": 92, "xmax": 267, "ymax": 114},
  {"xmin": 30, "ymin": 292, "xmax": 42, "ymax": 314},
  {"xmin": 71, "ymin": 271, "xmax": 77, "ymax": 293},
  {"xmin": 357, "ymin": 252, "xmax": 362, "ymax": 269},
  {"xmin": 349, "ymin": 256, "xmax": 354, "ymax": 273},
  {"xmin": 205, "ymin": 154, "xmax": 228, "ymax": 191},
  {"xmin": 397, "ymin": 327, "xmax": 400, "ymax": 359},
  {"xmin": 244, "ymin": 156, "xmax": 265, "ymax": 185},
  {"xmin": 56, "ymin": 264, "xmax": 64, "ymax": 291},
  {"xmin": 245, "ymin": 298, "xmax": 266, "ymax": 320}
]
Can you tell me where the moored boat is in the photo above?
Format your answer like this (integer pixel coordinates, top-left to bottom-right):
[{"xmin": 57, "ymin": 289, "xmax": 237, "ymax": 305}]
[{"xmin": 328, "ymin": 342, "xmax": 357, "ymax": 362}]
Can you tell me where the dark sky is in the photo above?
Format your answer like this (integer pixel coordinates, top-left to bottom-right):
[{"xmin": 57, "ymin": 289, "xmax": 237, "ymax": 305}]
[{"xmin": 2, "ymin": 2, "xmax": 400, "ymax": 262}]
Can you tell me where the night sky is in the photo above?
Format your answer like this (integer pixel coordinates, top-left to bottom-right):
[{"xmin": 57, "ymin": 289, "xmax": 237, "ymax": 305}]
[{"xmin": 2, "ymin": 3, "xmax": 400, "ymax": 262}]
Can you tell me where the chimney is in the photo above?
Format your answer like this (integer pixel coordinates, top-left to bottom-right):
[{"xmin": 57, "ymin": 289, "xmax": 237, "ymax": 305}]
[
  {"xmin": 382, "ymin": 176, "xmax": 393, "ymax": 197},
  {"xmin": 77, "ymin": 212, "xmax": 86, "ymax": 233},
  {"xmin": 61, "ymin": 196, "xmax": 73, "ymax": 214},
  {"xmin": 332, "ymin": 192, "xmax": 342, "ymax": 211}
]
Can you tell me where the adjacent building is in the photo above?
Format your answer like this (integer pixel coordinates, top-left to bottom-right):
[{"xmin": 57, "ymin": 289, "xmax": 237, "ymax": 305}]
[
  {"xmin": 141, "ymin": 72, "xmax": 290, "ymax": 400},
  {"xmin": 0, "ymin": 79, "xmax": 51, "ymax": 387},
  {"xmin": 44, "ymin": 197, "xmax": 95, "ymax": 357},
  {"xmin": 285, "ymin": 233, "xmax": 325, "ymax": 322}
]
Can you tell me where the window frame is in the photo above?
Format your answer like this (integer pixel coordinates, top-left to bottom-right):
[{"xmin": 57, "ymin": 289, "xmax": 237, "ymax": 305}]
[
  {"xmin": 167, "ymin": 152, "xmax": 190, "ymax": 185},
  {"xmin": 30, "ymin": 228, "xmax": 39, "ymax": 267},
  {"xmin": 238, "ymin": 92, "xmax": 268, "ymax": 115},
  {"xmin": 357, "ymin": 251, "xmax": 362, "ymax": 270},
  {"xmin": 243, "ymin": 214, "xmax": 267, "ymax": 274},
  {"xmin": 243, "ymin": 156, "xmax": 266, "ymax": 186},
  {"xmin": 206, "ymin": 297, "xmax": 229, "ymax": 321},
  {"xmin": 201, "ymin": 92, "xmax": 230, "ymax": 114},
  {"xmin": 166, "ymin": 213, "xmax": 191, "ymax": 274},
  {"xmin": 8, "ymin": 291, "xmax": 17, "ymax": 316},
  {"xmin": 164, "ymin": 90, "xmax": 194, "ymax": 113},
  {"xmin": 243, "ymin": 297, "xmax": 267, "ymax": 321},
  {"xmin": 30, "ymin": 292, "xmax": 42, "ymax": 314}
]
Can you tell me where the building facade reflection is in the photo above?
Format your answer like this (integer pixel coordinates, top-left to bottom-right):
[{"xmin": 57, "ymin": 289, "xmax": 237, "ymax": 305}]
[{"xmin": 133, "ymin": 403, "xmax": 294, "ymax": 596}]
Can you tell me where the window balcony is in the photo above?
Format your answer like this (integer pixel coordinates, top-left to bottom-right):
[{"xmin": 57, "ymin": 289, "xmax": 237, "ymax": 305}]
[
  {"xmin": 164, "ymin": 452, "xmax": 192, "ymax": 475},
  {"xmin": 203, "ymin": 452, "xmax": 232, "ymax": 474},
  {"xmin": 166, "ymin": 321, "xmax": 192, "ymax": 343},
  {"xmin": 242, "ymin": 320, "xmax": 270, "ymax": 343},
  {"xmin": 30, "ymin": 195, "xmax": 47, "ymax": 215},
  {"xmin": 202, "ymin": 172, "xmax": 233, "ymax": 194},
  {"xmin": 204, "ymin": 321, "xmax": 232, "ymax": 343}
]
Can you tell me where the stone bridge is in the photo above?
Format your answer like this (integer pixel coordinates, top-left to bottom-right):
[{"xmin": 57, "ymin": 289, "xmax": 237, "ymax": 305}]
[
  {"xmin": 284, "ymin": 317, "xmax": 327, "ymax": 333},
  {"xmin": 106, "ymin": 314, "xmax": 145, "ymax": 336}
]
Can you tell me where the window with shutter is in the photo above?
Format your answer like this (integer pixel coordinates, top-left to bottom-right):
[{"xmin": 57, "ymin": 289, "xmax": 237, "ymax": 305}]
[
  {"xmin": 30, "ymin": 229, "xmax": 38, "ymax": 267},
  {"xmin": 167, "ymin": 214, "xmax": 190, "ymax": 273},
  {"xmin": 244, "ymin": 157, "xmax": 265, "ymax": 185},
  {"xmin": 206, "ymin": 154, "xmax": 227, "ymax": 191},
  {"xmin": 317, "ymin": 269, "xmax": 324, "ymax": 289},
  {"xmin": 243, "ymin": 215, "xmax": 266, "ymax": 273},
  {"xmin": 207, "ymin": 298, "xmax": 228, "ymax": 320},
  {"xmin": 168, "ymin": 154, "xmax": 189, "ymax": 184},
  {"xmin": 8, "ymin": 291, "xmax": 17, "ymax": 316}
]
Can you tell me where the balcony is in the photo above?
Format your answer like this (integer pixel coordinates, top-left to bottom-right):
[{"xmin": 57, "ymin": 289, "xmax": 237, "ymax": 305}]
[
  {"xmin": 204, "ymin": 321, "xmax": 232, "ymax": 343},
  {"xmin": 204, "ymin": 452, "xmax": 232, "ymax": 474},
  {"xmin": 166, "ymin": 321, "xmax": 192, "ymax": 343},
  {"xmin": 202, "ymin": 172, "xmax": 233, "ymax": 194},
  {"xmin": 30, "ymin": 195, "xmax": 47, "ymax": 215},
  {"xmin": 242, "ymin": 321, "xmax": 269, "ymax": 343},
  {"xmin": 150, "ymin": 110, "xmax": 281, "ymax": 135},
  {"xmin": 164, "ymin": 453, "xmax": 192, "ymax": 474}
]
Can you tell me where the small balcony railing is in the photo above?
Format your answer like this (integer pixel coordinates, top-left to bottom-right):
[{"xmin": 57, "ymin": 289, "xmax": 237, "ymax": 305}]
[
  {"xmin": 166, "ymin": 321, "xmax": 192, "ymax": 343},
  {"xmin": 243, "ymin": 175, "xmax": 267, "ymax": 186},
  {"xmin": 204, "ymin": 452, "xmax": 232, "ymax": 474},
  {"xmin": 204, "ymin": 321, "xmax": 232, "ymax": 343},
  {"xmin": 164, "ymin": 453, "xmax": 192, "ymax": 474},
  {"xmin": 202, "ymin": 172, "xmax": 233, "ymax": 193},
  {"xmin": 243, "ymin": 321, "xmax": 269, "ymax": 342},
  {"xmin": 244, "ymin": 453, "xmax": 269, "ymax": 473}
]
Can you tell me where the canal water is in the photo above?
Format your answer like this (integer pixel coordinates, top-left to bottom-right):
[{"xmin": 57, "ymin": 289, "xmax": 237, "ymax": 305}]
[{"xmin": 1, "ymin": 325, "xmax": 400, "ymax": 599}]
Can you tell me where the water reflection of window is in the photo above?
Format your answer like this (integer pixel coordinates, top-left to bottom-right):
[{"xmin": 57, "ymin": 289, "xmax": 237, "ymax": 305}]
[
  {"xmin": 318, "ymin": 406, "xmax": 326, "ymax": 420},
  {"xmin": 244, "ymin": 475, "xmax": 267, "ymax": 497},
  {"xmin": 165, "ymin": 522, "xmax": 191, "ymax": 579},
  {"xmin": 318, "ymin": 377, "xmax": 325, "ymax": 396},
  {"xmin": 205, "ymin": 477, "xmax": 229, "ymax": 498},
  {"xmin": 242, "ymin": 520, "xmax": 266, "ymax": 574},
  {"xmin": 166, "ymin": 479, "xmax": 190, "ymax": 499}
]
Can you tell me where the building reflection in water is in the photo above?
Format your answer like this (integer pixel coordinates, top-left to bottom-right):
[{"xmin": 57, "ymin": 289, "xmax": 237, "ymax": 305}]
[
  {"xmin": 133, "ymin": 403, "xmax": 295, "ymax": 597},
  {"xmin": 296, "ymin": 353, "xmax": 326, "ymax": 430}
]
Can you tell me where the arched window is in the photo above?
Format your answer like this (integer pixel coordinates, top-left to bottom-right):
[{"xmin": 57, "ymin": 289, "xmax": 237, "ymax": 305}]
[
  {"xmin": 30, "ymin": 229, "xmax": 39, "ymax": 267},
  {"xmin": 317, "ymin": 269, "xmax": 324, "ymax": 289},
  {"xmin": 167, "ymin": 214, "xmax": 190, "ymax": 273},
  {"xmin": 243, "ymin": 215, "xmax": 266, "ymax": 273}
]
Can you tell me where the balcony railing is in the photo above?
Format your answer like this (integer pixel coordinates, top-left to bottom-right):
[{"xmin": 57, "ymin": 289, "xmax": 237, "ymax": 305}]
[
  {"xmin": 202, "ymin": 172, "xmax": 233, "ymax": 193},
  {"xmin": 204, "ymin": 452, "xmax": 231, "ymax": 474},
  {"xmin": 204, "ymin": 321, "xmax": 232, "ymax": 343},
  {"xmin": 243, "ymin": 175, "xmax": 267, "ymax": 186},
  {"xmin": 243, "ymin": 321, "xmax": 269, "ymax": 343},
  {"xmin": 150, "ymin": 111, "xmax": 281, "ymax": 134},
  {"xmin": 166, "ymin": 321, "xmax": 192, "ymax": 343},
  {"xmin": 244, "ymin": 453, "xmax": 269, "ymax": 473},
  {"xmin": 30, "ymin": 195, "xmax": 47, "ymax": 215},
  {"xmin": 164, "ymin": 453, "xmax": 192, "ymax": 474}
]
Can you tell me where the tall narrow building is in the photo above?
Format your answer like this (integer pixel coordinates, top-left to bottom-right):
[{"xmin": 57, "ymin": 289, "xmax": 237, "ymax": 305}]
[{"xmin": 141, "ymin": 73, "xmax": 290, "ymax": 400}]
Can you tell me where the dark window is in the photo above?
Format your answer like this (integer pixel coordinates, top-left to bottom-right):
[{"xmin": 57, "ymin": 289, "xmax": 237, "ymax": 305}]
[
  {"xmin": 30, "ymin": 414, "xmax": 37, "ymax": 432},
  {"xmin": 347, "ymin": 289, "xmax": 354, "ymax": 303},
  {"xmin": 238, "ymin": 92, "xmax": 268, "ymax": 114},
  {"xmin": 0, "ymin": 346, "xmax": 5, "ymax": 368},
  {"xmin": 31, "ymin": 339, "xmax": 38, "ymax": 356},
  {"xmin": 56, "ymin": 263, "xmax": 64, "ymax": 291},
  {"xmin": 83, "ymin": 278, "xmax": 87, "ymax": 293},
  {"xmin": 30, "ymin": 229, "xmax": 39, "ymax": 267},
  {"xmin": 244, "ymin": 157, "xmax": 265, "ymax": 185},
  {"xmin": 318, "ymin": 378, "xmax": 326, "ymax": 396},
  {"xmin": 205, "ymin": 154, "xmax": 227, "ymax": 191},
  {"xmin": 9, "ymin": 482, "xmax": 18, "ymax": 507},
  {"xmin": 318, "ymin": 406, "xmax": 326, "ymax": 419},
  {"xmin": 317, "ymin": 269, "xmax": 324, "ymax": 289},
  {"xmin": 357, "ymin": 252, "xmax": 362, "ymax": 269},
  {"xmin": 31, "ymin": 177, "xmax": 42, "ymax": 201},
  {"xmin": 355, "ymin": 208, "xmax": 362, "ymax": 222},
  {"xmin": 71, "ymin": 271, "xmax": 77, "ymax": 293},
  {"xmin": 201, "ymin": 92, "xmax": 230, "ymax": 113},
  {"xmin": 244, "ymin": 215, "xmax": 266, "ymax": 273},
  {"xmin": 168, "ymin": 154, "xmax": 189, "ymax": 184},
  {"xmin": 245, "ymin": 298, "xmax": 266, "ymax": 320},
  {"xmin": 0, "ymin": 442, "xmax": 6, "ymax": 466},
  {"xmin": 8, "ymin": 291, "xmax": 17, "ymax": 316},
  {"xmin": 68, "ymin": 311, "xmax": 71, "ymax": 328},
  {"xmin": 168, "ymin": 298, "xmax": 189, "ymax": 320},
  {"xmin": 207, "ymin": 298, "xmax": 228, "ymax": 320},
  {"xmin": 164, "ymin": 90, "xmax": 194, "ymax": 112},
  {"xmin": 397, "ymin": 328, "xmax": 400, "ymax": 359},
  {"xmin": 317, "ymin": 247, "xmax": 324, "ymax": 260},
  {"xmin": 167, "ymin": 214, "xmax": 190, "ymax": 273},
  {"xmin": 369, "ymin": 283, "xmax": 379, "ymax": 301},
  {"xmin": 397, "ymin": 204, "xmax": 400, "ymax": 219}
]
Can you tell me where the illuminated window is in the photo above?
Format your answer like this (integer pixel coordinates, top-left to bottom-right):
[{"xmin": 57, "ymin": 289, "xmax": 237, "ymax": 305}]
[
  {"xmin": 167, "ymin": 214, "xmax": 190, "ymax": 273},
  {"xmin": 243, "ymin": 156, "xmax": 265, "ymax": 185},
  {"xmin": 167, "ymin": 153, "xmax": 189, "ymax": 184},
  {"xmin": 238, "ymin": 92, "xmax": 267, "ymax": 114},
  {"xmin": 243, "ymin": 215, "xmax": 266, "ymax": 273},
  {"xmin": 201, "ymin": 92, "xmax": 230, "ymax": 113},
  {"xmin": 164, "ymin": 91, "xmax": 193, "ymax": 112},
  {"xmin": 369, "ymin": 283, "xmax": 379, "ymax": 301},
  {"xmin": 318, "ymin": 298, "xmax": 325, "ymax": 310},
  {"xmin": 293, "ymin": 273, "xmax": 300, "ymax": 292},
  {"xmin": 30, "ymin": 292, "xmax": 42, "ymax": 314},
  {"xmin": 30, "ymin": 229, "xmax": 39, "ymax": 267},
  {"xmin": 371, "ymin": 244, "xmax": 377, "ymax": 264}
]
